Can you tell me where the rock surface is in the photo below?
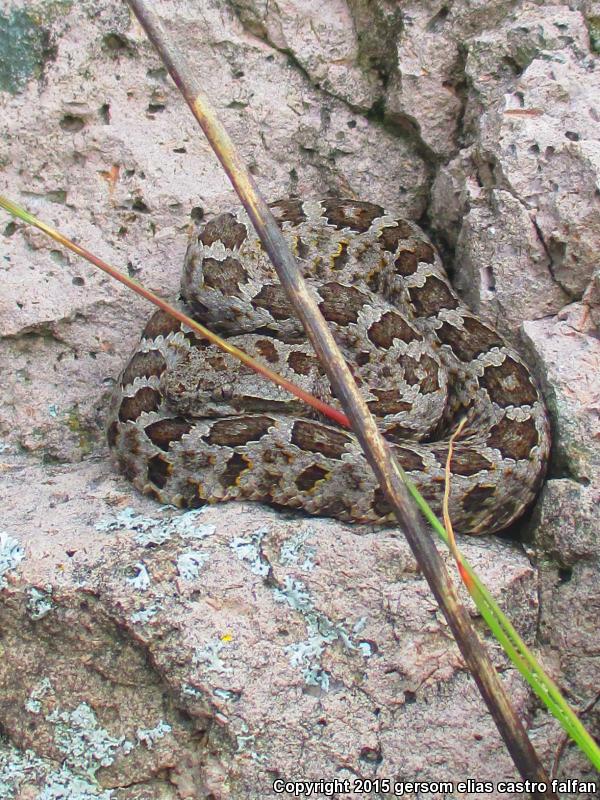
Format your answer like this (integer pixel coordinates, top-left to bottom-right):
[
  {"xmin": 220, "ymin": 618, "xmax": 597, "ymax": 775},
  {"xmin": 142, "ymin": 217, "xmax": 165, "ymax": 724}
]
[
  {"xmin": 0, "ymin": 0, "xmax": 599, "ymax": 796},
  {"xmin": 0, "ymin": 458, "xmax": 540, "ymax": 799}
]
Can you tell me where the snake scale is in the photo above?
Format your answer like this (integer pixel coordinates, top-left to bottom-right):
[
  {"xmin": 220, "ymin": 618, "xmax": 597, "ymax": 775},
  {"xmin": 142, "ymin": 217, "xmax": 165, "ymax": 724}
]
[{"xmin": 107, "ymin": 198, "xmax": 550, "ymax": 534}]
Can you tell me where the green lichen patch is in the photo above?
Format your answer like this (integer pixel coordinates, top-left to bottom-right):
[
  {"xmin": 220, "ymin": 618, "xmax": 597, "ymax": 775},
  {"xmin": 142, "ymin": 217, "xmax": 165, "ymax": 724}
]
[
  {"xmin": 588, "ymin": 16, "xmax": 600, "ymax": 55},
  {"xmin": 64, "ymin": 408, "xmax": 95, "ymax": 456},
  {"xmin": 0, "ymin": 8, "xmax": 54, "ymax": 94},
  {"xmin": 101, "ymin": 31, "xmax": 133, "ymax": 57}
]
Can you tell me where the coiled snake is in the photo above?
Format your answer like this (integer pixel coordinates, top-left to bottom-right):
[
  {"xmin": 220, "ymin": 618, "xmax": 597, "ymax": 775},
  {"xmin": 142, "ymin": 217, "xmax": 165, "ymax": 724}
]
[{"xmin": 108, "ymin": 198, "xmax": 550, "ymax": 534}]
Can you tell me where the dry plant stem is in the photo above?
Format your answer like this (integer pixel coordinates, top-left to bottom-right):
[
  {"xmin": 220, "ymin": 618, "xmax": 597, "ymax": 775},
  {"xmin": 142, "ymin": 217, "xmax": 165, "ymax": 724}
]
[
  {"xmin": 0, "ymin": 195, "xmax": 349, "ymax": 429},
  {"xmin": 443, "ymin": 418, "xmax": 471, "ymax": 587},
  {"xmin": 126, "ymin": 2, "xmax": 555, "ymax": 793}
]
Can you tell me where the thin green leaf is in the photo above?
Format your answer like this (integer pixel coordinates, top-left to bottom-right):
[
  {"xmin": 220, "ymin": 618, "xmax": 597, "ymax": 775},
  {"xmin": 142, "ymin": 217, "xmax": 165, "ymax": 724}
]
[
  {"xmin": 2, "ymin": 193, "xmax": 598, "ymax": 770},
  {"xmin": 406, "ymin": 475, "xmax": 600, "ymax": 770}
]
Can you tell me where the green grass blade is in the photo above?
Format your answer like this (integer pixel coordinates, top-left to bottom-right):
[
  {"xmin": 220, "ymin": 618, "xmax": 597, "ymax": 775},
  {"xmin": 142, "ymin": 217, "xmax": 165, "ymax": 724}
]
[
  {"xmin": 404, "ymin": 475, "xmax": 600, "ymax": 770},
  {"xmin": 2, "ymin": 193, "xmax": 598, "ymax": 770}
]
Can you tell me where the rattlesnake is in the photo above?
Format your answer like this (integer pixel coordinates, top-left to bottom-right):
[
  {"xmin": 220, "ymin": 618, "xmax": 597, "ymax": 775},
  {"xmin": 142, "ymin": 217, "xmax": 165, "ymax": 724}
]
[{"xmin": 107, "ymin": 198, "xmax": 550, "ymax": 534}]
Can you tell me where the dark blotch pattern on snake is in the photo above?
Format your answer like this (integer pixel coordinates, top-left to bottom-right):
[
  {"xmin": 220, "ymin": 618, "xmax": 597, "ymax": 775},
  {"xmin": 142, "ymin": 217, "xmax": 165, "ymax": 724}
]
[{"xmin": 107, "ymin": 198, "xmax": 550, "ymax": 534}]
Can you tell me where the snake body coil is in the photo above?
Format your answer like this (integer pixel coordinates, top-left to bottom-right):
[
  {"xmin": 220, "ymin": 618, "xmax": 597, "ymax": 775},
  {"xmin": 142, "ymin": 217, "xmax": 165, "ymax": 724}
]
[{"xmin": 108, "ymin": 198, "xmax": 550, "ymax": 534}]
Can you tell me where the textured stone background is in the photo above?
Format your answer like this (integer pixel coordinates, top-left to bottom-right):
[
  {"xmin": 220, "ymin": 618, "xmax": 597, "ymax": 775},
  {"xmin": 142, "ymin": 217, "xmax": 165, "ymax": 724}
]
[{"xmin": 0, "ymin": 1, "xmax": 599, "ymax": 797}]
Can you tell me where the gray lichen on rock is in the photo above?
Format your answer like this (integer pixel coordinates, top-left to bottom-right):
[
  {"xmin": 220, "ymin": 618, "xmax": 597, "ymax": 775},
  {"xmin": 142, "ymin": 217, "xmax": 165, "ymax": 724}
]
[{"xmin": 0, "ymin": 0, "xmax": 599, "ymax": 795}]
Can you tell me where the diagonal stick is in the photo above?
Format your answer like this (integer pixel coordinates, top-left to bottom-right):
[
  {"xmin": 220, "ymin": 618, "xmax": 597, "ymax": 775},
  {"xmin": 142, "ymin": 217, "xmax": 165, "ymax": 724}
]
[
  {"xmin": 2, "ymin": 199, "xmax": 597, "ymax": 773},
  {"xmin": 124, "ymin": 2, "xmax": 554, "ymax": 792},
  {"xmin": 0, "ymin": 194, "xmax": 349, "ymax": 429}
]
